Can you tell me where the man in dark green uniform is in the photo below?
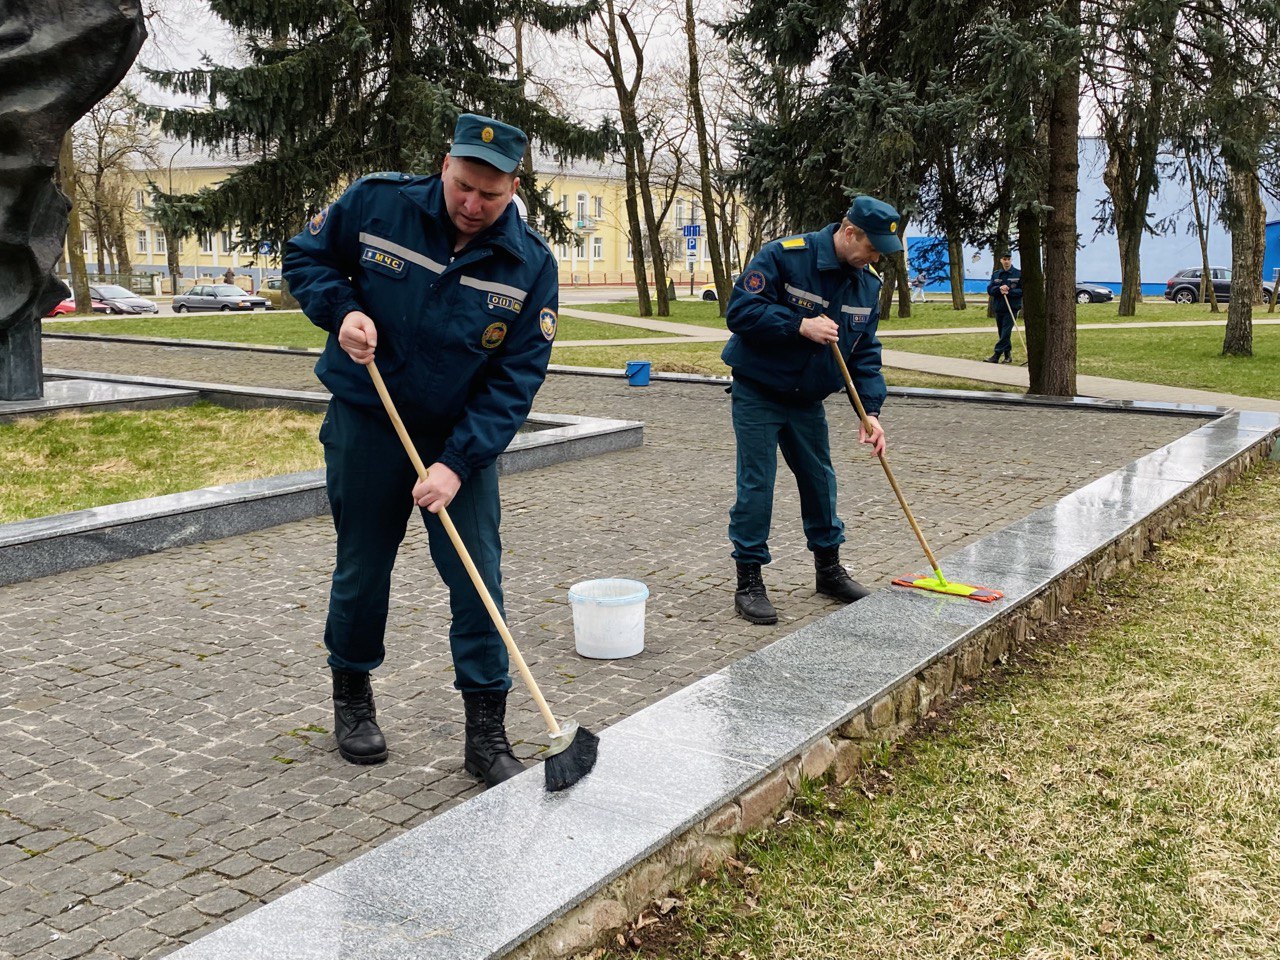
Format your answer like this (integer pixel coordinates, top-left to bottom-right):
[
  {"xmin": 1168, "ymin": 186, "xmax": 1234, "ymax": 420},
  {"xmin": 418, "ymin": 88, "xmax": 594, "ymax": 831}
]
[
  {"xmin": 984, "ymin": 253, "xmax": 1022, "ymax": 363},
  {"xmin": 283, "ymin": 115, "xmax": 559, "ymax": 787},
  {"xmin": 722, "ymin": 196, "xmax": 900, "ymax": 625}
]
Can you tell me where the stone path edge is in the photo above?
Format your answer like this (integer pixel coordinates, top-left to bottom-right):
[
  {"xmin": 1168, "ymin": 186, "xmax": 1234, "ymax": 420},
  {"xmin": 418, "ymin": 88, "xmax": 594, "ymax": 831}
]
[
  {"xmin": 160, "ymin": 410, "xmax": 1280, "ymax": 960},
  {"xmin": 2, "ymin": 378, "xmax": 642, "ymax": 588}
]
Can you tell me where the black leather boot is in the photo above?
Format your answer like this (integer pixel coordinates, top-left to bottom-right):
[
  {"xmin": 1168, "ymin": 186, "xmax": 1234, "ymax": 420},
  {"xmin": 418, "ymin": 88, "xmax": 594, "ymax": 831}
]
[
  {"xmin": 332, "ymin": 667, "xmax": 387, "ymax": 764},
  {"xmin": 463, "ymin": 691, "xmax": 525, "ymax": 787},
  {"xmin": 982, "ymin": 352, "xmax": 1001, "ymax": 363},
  {"xmin": 734, "ymin": 562, "xmax": 778, "ymax": 625},
  {"xmin": 814, "ymin": 546, "xmax": 871, "ymax": 603},
  {"xmin": 1001, "ymin": 349, "xmax": 1013, "ymax": 363}
]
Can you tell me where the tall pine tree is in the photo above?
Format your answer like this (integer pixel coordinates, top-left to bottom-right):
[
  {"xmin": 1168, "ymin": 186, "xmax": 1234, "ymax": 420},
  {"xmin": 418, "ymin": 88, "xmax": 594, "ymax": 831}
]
[{"xmin": 146, "ymin": 0, "xmax": 611, "ymax": 249}]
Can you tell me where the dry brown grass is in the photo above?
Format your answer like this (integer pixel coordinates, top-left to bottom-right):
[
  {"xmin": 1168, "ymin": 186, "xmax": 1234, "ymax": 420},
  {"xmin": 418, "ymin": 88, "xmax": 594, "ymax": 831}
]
[{"xmin": 603, "ymin": 462, "xmax": 1280, "ymax": 960}]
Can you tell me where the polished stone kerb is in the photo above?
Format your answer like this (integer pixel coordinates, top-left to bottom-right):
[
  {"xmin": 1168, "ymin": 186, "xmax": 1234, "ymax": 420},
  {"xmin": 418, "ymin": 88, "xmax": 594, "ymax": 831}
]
[{"xmin": 162, "ymin": 413, "xmax": 1277, "ymax": 960}]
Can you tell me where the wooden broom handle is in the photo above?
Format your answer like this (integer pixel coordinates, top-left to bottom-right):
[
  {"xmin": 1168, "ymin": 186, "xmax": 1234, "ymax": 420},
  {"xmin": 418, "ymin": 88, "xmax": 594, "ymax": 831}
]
[
  {"xmin": 365, "ymin": 360, "xmax": 562, "ymax": 736},
  {"xmin": 827, "ymin": 341, "xmax": 942, "ymax": 573}
]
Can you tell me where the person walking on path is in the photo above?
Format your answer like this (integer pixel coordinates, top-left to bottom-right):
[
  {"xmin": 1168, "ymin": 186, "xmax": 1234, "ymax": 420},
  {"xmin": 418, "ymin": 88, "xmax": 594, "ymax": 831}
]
[
  {"xmin": 721, "ymin": 195, "xmax": 897, "ymax": 625},
  {"xmin": 984, "ymin": 252, "xmax": 1021, "ymax": 363},
  {"xmin": 910, "ymin": 270, "xmax": 927, "ymax": 302},
  {"xmin": 282, "ymin": 114, "xmax": 559, "ymax": 787},
  {"xmin": 222, "ymin": 267, "xmax": 236, "ymax": 286}
]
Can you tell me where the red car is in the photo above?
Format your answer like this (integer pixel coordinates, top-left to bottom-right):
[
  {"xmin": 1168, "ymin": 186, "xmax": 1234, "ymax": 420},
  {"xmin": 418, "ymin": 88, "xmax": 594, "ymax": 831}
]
[{"xmin": 44, "ymin": 293, "xmax": 109, "ymax": 317}]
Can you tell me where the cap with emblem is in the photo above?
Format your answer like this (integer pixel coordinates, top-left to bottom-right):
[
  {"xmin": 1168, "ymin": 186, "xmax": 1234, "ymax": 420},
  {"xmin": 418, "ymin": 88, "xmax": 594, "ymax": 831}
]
[
  {"xmin": 450, "ymin": 113, "xmax": 528, "ymax": 174},
  {"xmin": 845, "ymin": 195, "xmax": 903, "ymax": 255}
]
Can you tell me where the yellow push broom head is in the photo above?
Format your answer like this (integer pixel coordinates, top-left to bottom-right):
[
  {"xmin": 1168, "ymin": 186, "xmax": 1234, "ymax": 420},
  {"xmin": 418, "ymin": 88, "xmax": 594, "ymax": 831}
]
[{"xmin": 892, "ymin": 568, "xmax": 1003, "ymax": 603}]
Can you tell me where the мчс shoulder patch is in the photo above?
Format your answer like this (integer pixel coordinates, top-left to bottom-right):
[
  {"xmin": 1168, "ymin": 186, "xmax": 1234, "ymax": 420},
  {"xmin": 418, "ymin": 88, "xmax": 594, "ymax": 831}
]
[
  {"xmin": 743, "ymin": 270, "xmax": 766, "ymax": 294},
  {"xmin": 307, "ymin": 206, "xmax": 329, "ymax": 235},
  {"xmin": 539, "ymin": 308, "xmax": 557, "ymax": 341}
]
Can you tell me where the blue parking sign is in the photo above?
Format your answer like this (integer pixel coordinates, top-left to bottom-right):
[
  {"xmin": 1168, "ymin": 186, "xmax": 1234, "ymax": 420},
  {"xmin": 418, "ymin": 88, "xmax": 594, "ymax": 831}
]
[{"xmin": 686, "ymin": 237, "xmax": 697, "ymax": 252}]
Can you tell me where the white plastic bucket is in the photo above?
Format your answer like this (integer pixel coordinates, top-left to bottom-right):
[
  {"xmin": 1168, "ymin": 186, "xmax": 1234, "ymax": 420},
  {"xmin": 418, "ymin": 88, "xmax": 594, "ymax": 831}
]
[{"xmin": 568, "ymin": 578, "xmax": 649, "ymax": 659}]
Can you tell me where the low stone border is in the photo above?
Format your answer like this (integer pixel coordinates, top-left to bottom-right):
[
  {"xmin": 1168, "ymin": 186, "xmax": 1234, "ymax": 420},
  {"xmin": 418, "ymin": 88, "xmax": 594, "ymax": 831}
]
[
  {"xmin": 158, "ymin": 405, "xmax": 1279, "ymax": 960},
  {"xmin": 1, "ymin": 376, "xmax": 642, "ymax": 587}
]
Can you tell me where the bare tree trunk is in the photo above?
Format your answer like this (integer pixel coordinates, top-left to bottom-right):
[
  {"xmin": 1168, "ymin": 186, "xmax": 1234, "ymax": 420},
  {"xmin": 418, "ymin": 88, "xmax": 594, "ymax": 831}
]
[
  {"xmin": 1037, "ymin": 0, "xmax": 1080, "ymax": 397},
  {"xmin": 1186, "ymin": 156, "xmax": 1219, "ymax": 312},
  {"xmin": 1116, "ymin": 221, "xmax": 1142, "ymax": 315},
  {"xmin": 947, "ymin": 234, "xmax": 967, "ymax": 309},
  {"xmin": 59, "ymin": 133, "xmax": 93, "ymax": 314},
  {"xmin": 684, "ymin": 0, "xmax": 729, "ymax": 314},
  {"xmin": 1223, "ymin": 164, "xmax": 1257, "ymax": 356},
  {"xmin": 113, "ymin": 208, "xmax": 132, "ymax": 276},
  {"xmin": 622, "ymin": 139, "xmax": 652, "ymax": 314},
  {"xmin": 164, "ymin": 228, "xmax": 181, "ymax": 290},
  {"xmin": 1018, "ymin": 206, "xmax": 1046, "ymax": 383}
]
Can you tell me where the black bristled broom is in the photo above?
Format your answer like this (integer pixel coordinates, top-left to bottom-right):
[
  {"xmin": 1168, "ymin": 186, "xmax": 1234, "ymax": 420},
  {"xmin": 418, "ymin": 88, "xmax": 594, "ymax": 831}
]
[{"xmin": 367, "ymin": 360, "xmax": 598, "ymax": 792}]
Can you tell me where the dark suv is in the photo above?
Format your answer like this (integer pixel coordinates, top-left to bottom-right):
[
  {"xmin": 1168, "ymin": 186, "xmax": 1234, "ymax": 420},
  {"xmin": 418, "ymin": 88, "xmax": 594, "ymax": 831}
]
[{"xmin": 1165, "ymin": 267, "xmax": 1274, "ymax": 305}]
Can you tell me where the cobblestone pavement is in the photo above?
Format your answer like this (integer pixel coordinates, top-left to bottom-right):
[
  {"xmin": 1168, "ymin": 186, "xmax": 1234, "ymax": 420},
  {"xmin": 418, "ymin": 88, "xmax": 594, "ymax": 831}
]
[{"xmin": 3, "ymin": 341, "xmax": 1204, "ymax": 959}]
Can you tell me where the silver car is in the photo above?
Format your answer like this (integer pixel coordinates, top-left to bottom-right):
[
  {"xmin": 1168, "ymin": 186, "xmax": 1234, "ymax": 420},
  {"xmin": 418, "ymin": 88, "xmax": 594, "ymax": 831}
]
[{"xmin": 173, "ymin": 283, "xmax": 270, "ymax": 313}]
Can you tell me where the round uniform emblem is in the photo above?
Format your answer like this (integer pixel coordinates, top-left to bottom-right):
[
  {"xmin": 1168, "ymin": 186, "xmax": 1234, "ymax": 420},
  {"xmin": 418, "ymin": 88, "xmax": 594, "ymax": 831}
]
[
  {"xmin": 481, "ymin": 126, "xmax": 495, "ymax": 143},
  {"xmin": 539, "ymin": 308, "xmax": 557, "ymax": 341},
  {"xmin": 307, "ymin": 206, "xmax": 329, "ymax": 235},
  {"xmin": 743, "ymin": 270, "xmax": 766, "ymax": 294},
  {"xmin": 481, "ymin": 321, "xmax": 507, "ymax": 349}
]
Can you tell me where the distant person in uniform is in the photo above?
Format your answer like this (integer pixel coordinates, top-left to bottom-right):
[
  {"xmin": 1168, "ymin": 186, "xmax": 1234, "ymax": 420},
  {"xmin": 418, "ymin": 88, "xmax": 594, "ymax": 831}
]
[
  {"xmin": 984, "ymin": 253, "xmax": 1021, "ymax": 363},
  {"xmin": 721, "ymin": 196, "xmax": 898, "ymax": 625},
  {"xmin": 283, "ymin": 114, "xmax": 559, "ymax": 788},
  {"xmin": 222, "ymin": 267, "xmax": 236, "ymax": 285}
]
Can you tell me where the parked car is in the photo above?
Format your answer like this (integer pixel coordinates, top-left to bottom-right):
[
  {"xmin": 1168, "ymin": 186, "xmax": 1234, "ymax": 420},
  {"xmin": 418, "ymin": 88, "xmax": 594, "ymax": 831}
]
[
  {"xmin": 1164, "ymin": 267, "xmax": 1275, "ymax": 305},
  {"xmin": 1075, "ymin": 282, "xmax": 1115, "ymax": 304},
  {"xmin": 89, "ymin": 283, "xmax": 159, "ymax": 314},
  {"xmin": 44, "ymin": 281, "xmax": 108, "ymax": 316},
  {"xmin": 699, "ymin": 277, "xmax": 740, "ymax": 301},
  {"xmin": 258, "ymin": 277, "xmax": 286, "ymax": 309},
  {"xmin": 173, "ymin": 283, "xmax": 270, "ymax": 312}
]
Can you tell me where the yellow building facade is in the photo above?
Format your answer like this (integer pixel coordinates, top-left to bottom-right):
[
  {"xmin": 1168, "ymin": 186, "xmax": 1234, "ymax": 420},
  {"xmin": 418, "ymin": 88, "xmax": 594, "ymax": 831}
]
[{"xmin": 69, "ymin": 143, "xmax": 750, "ymax": 293}]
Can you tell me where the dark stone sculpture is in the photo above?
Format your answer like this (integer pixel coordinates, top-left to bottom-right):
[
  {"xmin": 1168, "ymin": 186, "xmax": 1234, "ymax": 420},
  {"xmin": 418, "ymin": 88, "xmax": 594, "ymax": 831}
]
[{"xmin": 0, "ymin": 1, "xmax": 146, "ymax": 400}]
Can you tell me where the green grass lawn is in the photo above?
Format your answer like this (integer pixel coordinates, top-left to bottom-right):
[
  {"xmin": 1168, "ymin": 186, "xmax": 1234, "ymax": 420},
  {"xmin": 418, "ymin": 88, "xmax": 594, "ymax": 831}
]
[
  {"xmin": 605, "ymin": 461, "xmax": 1280, "ymax": 959},
  {"xmin": 45, "ymin": 310, "xmax": 646, "ymax": 347},
  {"xmin": 0, "ymin": 403, "xmax": 324, "ymax": 521},
  {"xmin": 552, "ymin": 341, "xmax": 1019, "ymax": 393},
  {"xmin": 894, "ymin": 324, "xmax": 1280, "ymax": 399},
  {"xmin": 577, "ymin": 298, "xmax": 1274, "ymax": 332}
]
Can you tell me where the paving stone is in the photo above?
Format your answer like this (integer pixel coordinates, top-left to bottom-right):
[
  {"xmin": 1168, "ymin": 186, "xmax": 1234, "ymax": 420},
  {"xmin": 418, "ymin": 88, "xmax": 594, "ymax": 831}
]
[{"xmin": 4, "ymin": 345, "xmax": 1209, "ymax": 958}]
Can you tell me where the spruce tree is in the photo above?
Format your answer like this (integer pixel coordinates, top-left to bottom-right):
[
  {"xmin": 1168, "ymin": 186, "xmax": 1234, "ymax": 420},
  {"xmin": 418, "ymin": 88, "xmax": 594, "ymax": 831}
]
[{"xmin": 146, "ymin": 0, "xmax": 611, "ymax": 249}]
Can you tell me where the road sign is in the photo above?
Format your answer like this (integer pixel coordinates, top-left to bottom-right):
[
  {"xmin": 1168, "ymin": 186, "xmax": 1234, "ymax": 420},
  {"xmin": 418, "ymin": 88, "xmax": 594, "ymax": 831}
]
[
  {"xmin": 682, "ymin": 224, "xmax": 701, "ymax": 238},
  {"xmin": 686, "ymin": 237, "xmax": 697, "ymax": 252}
]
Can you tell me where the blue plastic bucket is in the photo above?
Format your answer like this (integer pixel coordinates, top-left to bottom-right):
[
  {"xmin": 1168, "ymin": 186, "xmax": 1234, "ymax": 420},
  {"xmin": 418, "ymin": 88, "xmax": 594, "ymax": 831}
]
[{"xmin": 625, "ymin": 360, "xmax": 651, "ymax": 386}]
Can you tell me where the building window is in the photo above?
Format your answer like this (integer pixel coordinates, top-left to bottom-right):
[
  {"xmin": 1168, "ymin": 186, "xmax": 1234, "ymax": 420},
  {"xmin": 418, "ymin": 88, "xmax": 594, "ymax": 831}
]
[
  {"xmin": 626, "ymin": 239, "xmax": 633, "ymax": 261},
  {"xmin": 593, "ymin": 196, "xmax": 603, "ymax": 219},
  {"xmin": 556, "ymin": 242, "xmax": 568, "ymax": 260},
  {"xmin": 559, "ymin": 194, "xmax": 568, "ymax": 214},
  {"xmin": 156, "ymin": 232, "xmax": 167, "ymax": 254},
  {"xmin": 201, "ymin": 233, "xmax": 213, "ymax": 254},
  {"xmin": 574, "ymin": 240, "xmax": 586, "ymax": 259},
  {"xmin": 221, "ymin": 231, "xmax": 233, "ymax": 254},
  {"xmin": 675, "ymin": 198, "xmax": 685, "ymax": 227},
  {"xmin": 178, "ymin": 237, "xmax": 185, "ymax": 254},
  {"xmin": 134, "ymin": 190, "xmax": 145, "ymax": 211},
  {"xmin": 81, "ymin": 230, "xmax": 90, "ymax": 252},
  {"xmin": 692, "ymin": 201, "xmax": 700, "ymax": 224},
  {"xmin": 576, "ymin": 192, "xmax": 588, "ymax": 224},
  {"xmin": 592, "ymin": 237, "xmax": 603, "ymax": 261},
  {"xmin": 136, "ymin": 230, "xmax": 148, "ymax": 253}
]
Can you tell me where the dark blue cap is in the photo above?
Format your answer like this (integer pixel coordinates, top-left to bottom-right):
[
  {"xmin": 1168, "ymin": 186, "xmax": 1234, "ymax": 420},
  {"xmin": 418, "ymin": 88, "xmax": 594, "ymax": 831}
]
[
  {"xmin": 846, "ymin": 196, "xmax": 903, "ymax": 255},
  {"xmin": 450, "ymin": 114, "xmax": 527, "ymax": 174}
]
